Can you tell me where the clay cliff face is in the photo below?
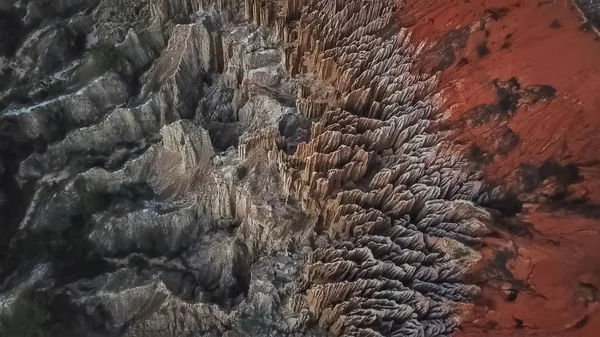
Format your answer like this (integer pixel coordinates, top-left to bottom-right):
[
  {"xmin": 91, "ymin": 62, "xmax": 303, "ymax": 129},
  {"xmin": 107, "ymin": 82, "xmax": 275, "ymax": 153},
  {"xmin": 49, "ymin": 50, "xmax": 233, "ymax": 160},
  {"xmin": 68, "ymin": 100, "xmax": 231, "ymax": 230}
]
[{"xmin": 0, "ymin": 0, "xmax": 598, "ymax": 337}]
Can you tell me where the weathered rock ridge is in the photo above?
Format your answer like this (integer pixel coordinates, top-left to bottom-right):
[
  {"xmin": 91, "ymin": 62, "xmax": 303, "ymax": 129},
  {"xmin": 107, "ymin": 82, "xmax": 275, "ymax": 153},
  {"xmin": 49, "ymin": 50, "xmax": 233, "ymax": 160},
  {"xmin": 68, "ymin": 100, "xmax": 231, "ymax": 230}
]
[
  {"xmin": 0, "ymin": 1, "xmax": 316, "ymax": 336},
  {"xmin": 258, "ymin": 1, "xmax": 490, "ymax": 336}
]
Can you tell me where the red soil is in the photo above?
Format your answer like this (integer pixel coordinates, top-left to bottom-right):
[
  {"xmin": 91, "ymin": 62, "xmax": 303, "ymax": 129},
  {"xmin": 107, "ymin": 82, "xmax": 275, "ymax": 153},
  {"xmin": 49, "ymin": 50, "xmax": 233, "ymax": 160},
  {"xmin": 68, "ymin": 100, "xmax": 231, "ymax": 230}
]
[{"xmin": 401, "ymin": 0, "xmax": 600, "ymax": 336}]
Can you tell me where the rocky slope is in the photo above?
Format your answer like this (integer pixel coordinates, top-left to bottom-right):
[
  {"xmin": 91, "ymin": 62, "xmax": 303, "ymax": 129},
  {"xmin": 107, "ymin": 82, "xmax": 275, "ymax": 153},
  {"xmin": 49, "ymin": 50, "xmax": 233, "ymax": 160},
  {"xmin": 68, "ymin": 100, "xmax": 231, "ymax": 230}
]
[
  {"xmin": 0, "ymin": 0, "xmax": 598, "ymax": 337},
  {"xmin": 0, "ymin": 1, "xmax": 318, "ymax": 336}
]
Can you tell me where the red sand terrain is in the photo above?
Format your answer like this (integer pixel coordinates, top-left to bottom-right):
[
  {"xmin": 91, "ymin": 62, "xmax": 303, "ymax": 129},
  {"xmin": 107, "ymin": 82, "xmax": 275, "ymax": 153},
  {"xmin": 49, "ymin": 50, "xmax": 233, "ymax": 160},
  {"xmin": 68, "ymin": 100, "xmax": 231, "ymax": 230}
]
[{"xmin": 401, "ymin": 0, "xmax": 600, "ymax": 336}]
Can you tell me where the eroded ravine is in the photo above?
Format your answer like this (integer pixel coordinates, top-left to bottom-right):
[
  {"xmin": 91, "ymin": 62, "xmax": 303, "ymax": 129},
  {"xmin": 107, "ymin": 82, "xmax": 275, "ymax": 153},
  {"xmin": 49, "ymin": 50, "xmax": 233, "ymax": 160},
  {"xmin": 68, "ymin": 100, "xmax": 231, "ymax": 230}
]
[{"xmin": 266, "ymin": 1, "xmax": 490, "ymax": 336}]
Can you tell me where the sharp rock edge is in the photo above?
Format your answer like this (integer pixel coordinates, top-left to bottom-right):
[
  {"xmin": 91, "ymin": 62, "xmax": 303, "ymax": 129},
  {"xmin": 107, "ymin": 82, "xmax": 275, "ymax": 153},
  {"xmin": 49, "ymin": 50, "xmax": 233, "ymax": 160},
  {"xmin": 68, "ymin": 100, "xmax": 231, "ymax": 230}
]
[{"xmin": 262, "ymin": 0, "xmax": 491, "ymax": 336}]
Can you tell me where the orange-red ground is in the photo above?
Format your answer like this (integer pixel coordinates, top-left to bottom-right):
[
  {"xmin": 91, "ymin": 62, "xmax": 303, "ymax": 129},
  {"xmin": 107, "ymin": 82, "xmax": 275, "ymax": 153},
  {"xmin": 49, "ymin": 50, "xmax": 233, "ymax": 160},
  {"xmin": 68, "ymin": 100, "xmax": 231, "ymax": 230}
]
[{"xmin": 401, "ymin": 1, "xmax": 600, "ymax": 336}]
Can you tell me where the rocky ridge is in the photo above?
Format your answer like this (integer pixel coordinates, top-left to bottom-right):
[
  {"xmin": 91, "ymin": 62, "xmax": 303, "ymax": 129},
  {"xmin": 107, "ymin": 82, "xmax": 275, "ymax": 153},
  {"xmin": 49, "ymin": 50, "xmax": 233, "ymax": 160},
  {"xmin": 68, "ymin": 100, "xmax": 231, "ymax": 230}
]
[
  {"xmin": 0, "ymin": 1, "xmax": 318, "ymax": 336},
  {"xmin": 260, "ymin": 1, "xmax": 492, "ymax": 336}
]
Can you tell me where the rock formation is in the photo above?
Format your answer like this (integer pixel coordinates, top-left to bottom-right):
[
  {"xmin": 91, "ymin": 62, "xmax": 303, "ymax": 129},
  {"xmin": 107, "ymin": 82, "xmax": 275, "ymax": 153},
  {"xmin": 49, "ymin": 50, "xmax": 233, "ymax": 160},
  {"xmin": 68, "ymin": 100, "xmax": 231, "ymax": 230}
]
[
  {"xmin": 260, "ymin": 1, "xmax": 489, "ymax": 336},
  {"xmin": 0, "ymin": 0, "xmax": 598, "ymax": 337},
  {"xmin": 0, "ymin": 1, "xmax": 317, "ymax": 336}
]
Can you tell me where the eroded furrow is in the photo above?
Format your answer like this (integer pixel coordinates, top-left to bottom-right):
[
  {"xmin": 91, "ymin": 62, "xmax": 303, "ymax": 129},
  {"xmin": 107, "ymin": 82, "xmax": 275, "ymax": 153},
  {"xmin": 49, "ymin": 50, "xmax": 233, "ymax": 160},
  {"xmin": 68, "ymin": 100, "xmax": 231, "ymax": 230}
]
[{"xmin": 260, "ymin": 1, "xmax": 491, "ymax": 336}]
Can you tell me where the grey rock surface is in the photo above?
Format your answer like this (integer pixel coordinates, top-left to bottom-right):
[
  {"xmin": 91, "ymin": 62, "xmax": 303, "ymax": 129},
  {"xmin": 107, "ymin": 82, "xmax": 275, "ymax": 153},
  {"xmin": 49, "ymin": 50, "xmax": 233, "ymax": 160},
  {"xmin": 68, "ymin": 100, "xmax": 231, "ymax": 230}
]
[{"xmin": 0, "ymin": 1, "xmax": 320, "ymax": 336}]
